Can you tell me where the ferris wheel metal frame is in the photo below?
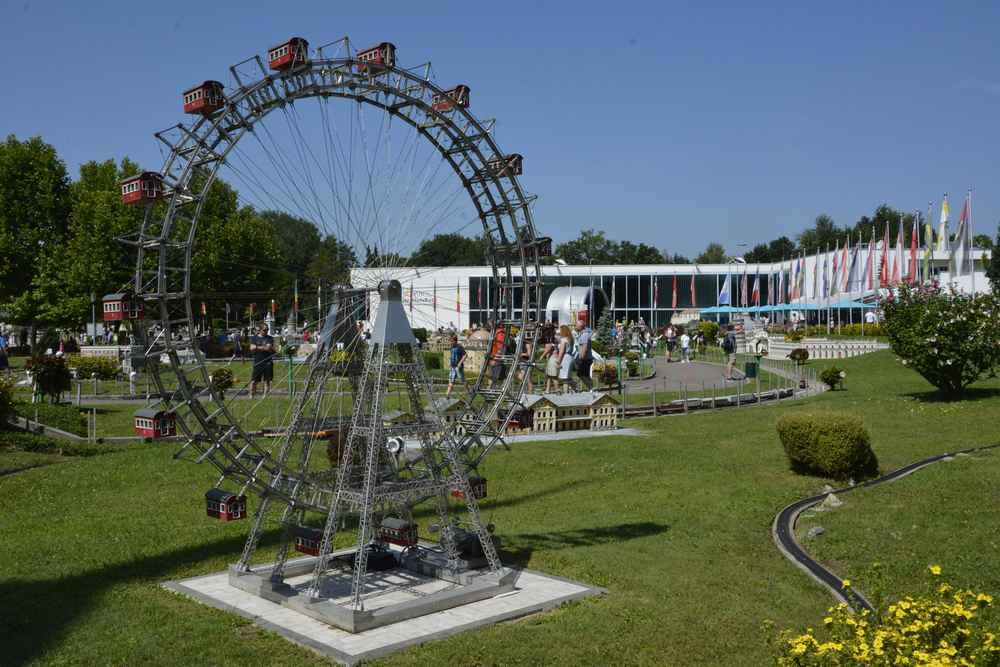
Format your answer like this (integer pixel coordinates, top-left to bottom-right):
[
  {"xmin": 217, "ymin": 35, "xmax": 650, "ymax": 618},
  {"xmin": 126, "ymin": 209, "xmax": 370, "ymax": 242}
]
[{"xmin": 123, "ymin": 35, "xmax": 546, "ymax": 624}]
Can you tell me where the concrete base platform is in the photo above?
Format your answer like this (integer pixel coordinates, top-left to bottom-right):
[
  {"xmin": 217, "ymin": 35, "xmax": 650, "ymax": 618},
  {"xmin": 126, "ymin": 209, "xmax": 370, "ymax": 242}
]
[{"xmin": 164, "ymin": 559, "xmax": 603, "ymax": 665}]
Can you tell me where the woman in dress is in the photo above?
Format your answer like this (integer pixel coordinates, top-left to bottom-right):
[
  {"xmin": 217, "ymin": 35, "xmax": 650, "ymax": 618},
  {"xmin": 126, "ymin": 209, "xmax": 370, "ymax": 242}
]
[
  {"xmin": 543, "ymin": 325, "xmax": 559, "ymax": 393},
  {"xmin": 557, "ymin": 325, "xmax": 576, "ymax": 393}
]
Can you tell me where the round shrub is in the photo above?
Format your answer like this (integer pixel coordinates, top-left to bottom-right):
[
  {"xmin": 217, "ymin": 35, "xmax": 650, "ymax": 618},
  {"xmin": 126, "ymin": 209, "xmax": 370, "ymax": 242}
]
[
  {"xmin": 209, "ymin": 367, "xmax": 234, "ymax": 394},
  {"xmin": 66, "ymin": 355, "xmax": 121, "ymax": 380},
  {"xmin": 776, "ymin": 411, "xmax": 878, "ymax": 480},
  {"xmin": 787, "ymin": 348, "xmax": 809, "ymax": 365},
  {"xmin": 699, "ymin": 321, "xmax": 720, "ymax": 346},
  {"xmin": 819, "ymin": 366, "xmax": 845, "ymax": 390},
  {"xmin": 25, "ymin": 356, "xmax": 72, "ymax": 403}
]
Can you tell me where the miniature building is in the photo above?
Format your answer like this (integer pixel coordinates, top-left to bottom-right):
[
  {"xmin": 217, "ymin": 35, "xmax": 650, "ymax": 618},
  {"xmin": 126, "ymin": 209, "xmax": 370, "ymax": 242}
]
[
  {"xmin": 509, "ymin": 392, "xmax": 620, "ymax": 434},
  {"xmin": 356, "ymin": 42, "xmax": 396, "ymax": 73},
  {"xmin": 182, "ymin": 80, "xmax": 225, "ymax": 115},
  {"xmin": 120, "ymin": 172, "xmax": 164, "ymax": 205},
  {"xmin": 432, "ymin": 85, "xmax": 470, "ymax": 112},
  {"xmin": 205, "ymin": 488, "xmax": 247, "ymax": 521},
  {"xmin": 133, "ymin": 408, "xmax": 176, "ymax": 438},
  {"xmin": 102, "ymin": 293, "xmax": 144, "ymax": 321},
  {"xmin": 431, "ymin": 397, "xmax": 464, "ymax": 426},
  {"xmin": 292, "ymin": 525, "xmax": 324, "ymax": 556},
  {"xmin": 378, "ymin": 517, "xmax": 418, "ymax": 547},
  {"xmin": 268, "ymin": 37, "xmax": 309, "ymax": 71}
]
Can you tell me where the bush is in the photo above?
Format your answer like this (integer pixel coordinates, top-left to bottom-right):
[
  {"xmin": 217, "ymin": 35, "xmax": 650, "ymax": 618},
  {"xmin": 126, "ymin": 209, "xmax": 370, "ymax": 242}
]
[
  {"xmin": 14, "ymin": 401, "xmax": 87, "ymax": 436},
  {"xmin": 0, "ymin": 377, "xmax": 15, "ymax": 425},
  {"xmin": 785, "ymin": 329, "xmax": 805, "ymax": 342},
  {"xmin": 820, "ymin": 366, "xmax": 846, "ymax": 390},
  {"xmin": 0, "ymin": 430, "xmax": 105, "ymax": 456},
  {"xmin": 209, "ymin": 367, "xmax": 234, "ymax": 394},
  {"xmin": 776, "ymin": 411, "xmax": 878, "ymax": 480},
  {"xmin": 24, "ymin": 356, "xmax": 72, "ymax": 403},
  {"xmin": 881, "ymin": 284, "xmax": 1000, "ymax": 396},
  {"xmin": 699, "ymin": 321, "xmax": 721, "ymax": 346},
  {"xmin": 774, "ymin": 569, "xmax": 999, "ymax": 665},
  {"xmin": 412, "ymin": 328, "xmax": 429, "ymax": 344},
  {"xmin": 787, "ymin": 348, "xmax": 809, "ymax": 365},
  {"xmin": 66, "ymin": 354, "xmax": 121, "ymax": 380},
  {"xmin": 423, "ymin": 352, "xmax": 443, "ymax": 370},
  {"xmin": 63, "ymin": 338, "xmax": 80, "ymax": 354}
]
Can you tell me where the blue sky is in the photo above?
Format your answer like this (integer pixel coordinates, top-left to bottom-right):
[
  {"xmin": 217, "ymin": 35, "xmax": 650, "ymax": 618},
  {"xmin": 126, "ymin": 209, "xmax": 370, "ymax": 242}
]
[{"xmin": 3, "ymin": 1, "xmax": 998, "ymax": 257}]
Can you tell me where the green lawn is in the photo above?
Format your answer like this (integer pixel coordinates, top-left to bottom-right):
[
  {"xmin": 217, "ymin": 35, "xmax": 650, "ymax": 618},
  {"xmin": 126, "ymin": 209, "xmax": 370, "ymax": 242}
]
[{"xmin": 1, "ymin": 350, "xmax": 998, "ymax": 665}]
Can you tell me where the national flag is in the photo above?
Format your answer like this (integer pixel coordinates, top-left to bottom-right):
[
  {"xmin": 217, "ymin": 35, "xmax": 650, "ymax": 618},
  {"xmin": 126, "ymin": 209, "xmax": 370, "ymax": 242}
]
[
  {"xmin": 271, "ymin": 298, "xmax": 277, "ymax": 315},
  {"xmin": 294, "ymin": 282, "xmax": 299, "ymax": 312},
  {"xmin": 822, "ymin": 249, "xmax": 829, "ymax": 299},
  {"xmin": 812, "ymin": 253, "xmax": 819, "ymax": 299},
  {"xmin": 200, "ymin": 301, "xmax": 206, "ymax": 316},
  {"xmin": 456, "ymin": 281, "xmax": 461, "ymax": 314},
  {"xmin": 894, "ymin": 222, "xmax": 904, "ymax": 285},
  {"xmin": 848, "ymin": 235, "xmax": 861, "ymax": 292},
  {"xmin": 937, "ymin": 194, "xmax": 950, "ymax": 252},
  {"xmin": 409, "ymin": 283, "xmax": 414, "ymax": 314},
  {"xmin": 653, "ymin": 278, "xmax": 659, "ymax": 308},
  {"xmin": 767, "ymin": 271, "xmax": 773, "ymax": 305},
  {"xmin": 879, "ymin": 226, "xmax": 889, "ymax": 288},
  {"xmin": 751, "ymin": 269, "xmax": 760, "ymax": 305},
  {"xmin": 866, "ymin": 228, "xmax": 876, "ymax": 291},
  {"xmin": 841, "ymin": 237, "xmax": 850, "ymax": 292},
  {"xmin": 740, "ymin": 266, "xmax": 748, "ymax": 307},
  {"xmin": 433, "ymin": 280, "xmax": 437, "ymax": 312},
  {"xmin": 923, "ymin": 202, "xmax": 934, "ymax": 282},
  {"xmin": 951, "ymin": 192, "xmax": 971, "ymax": 276},
  {"xmin": 718, "ymin": 271, "xmax": 732, "ymax": 306},
  {"xmin": 690, "ymin": 268, "xmax": 697, "ymax": 307},
  {"xmin": 777, "ymin": 261, "xmax": 785, "ymax": 304},
  {"xmin": 671, "ymin": 275, "xmax": 678, "ymax": 309},
  {"xmin": 831, "ymin": 243, "xmax": 840, "ymax": 297},
  {"xmin": 907, "ymin": 217, "xmax": 918, "ymax": 284}
]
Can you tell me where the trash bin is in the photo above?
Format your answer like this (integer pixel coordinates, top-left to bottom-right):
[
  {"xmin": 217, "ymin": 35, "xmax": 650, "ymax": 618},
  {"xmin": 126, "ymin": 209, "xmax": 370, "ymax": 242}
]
[{"xmin": 744, "ymin": 360, "xmax": 758, "ymax": 379}]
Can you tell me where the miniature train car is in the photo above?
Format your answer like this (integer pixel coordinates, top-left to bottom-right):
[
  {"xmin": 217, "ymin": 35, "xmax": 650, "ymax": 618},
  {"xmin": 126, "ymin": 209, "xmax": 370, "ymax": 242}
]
[
  {"xmin": 102, "ymin": 293, "xmax": 144, "ymax": 321},
  {"xmin": 431, "ymin": 85, "xmax": 470, "ymax": 112},
  {"xmin": 377, "ymin": 516, "xmax": 418, "ymax": 547},
  {"xmin": 133, "ymin": 408, "xmax": 176, "ymax": 438},
  {"xmin": 268, "ymin": 37, "xmax": 309, "ymax": 71},
  {"xmin": 450, "ymin": 476, "xmax": 488, "ymax": 501},
  {"xmin": 182, "ymin": 80, "xmax": 225, "ymax": 116},
  {"xmin": 205, "ymin": 488, "xmax": 247, "ymax": 521},
  {"xmin": 356, "ymin": 42, "xmax": 396, "ymax": 73},
  {"xmin": 292, "ymin": 525, "xmax": 324, "ymax": 556},
  {"xmin": 120, "ymin": 172, "xmax": 164, "ymax": 205}
]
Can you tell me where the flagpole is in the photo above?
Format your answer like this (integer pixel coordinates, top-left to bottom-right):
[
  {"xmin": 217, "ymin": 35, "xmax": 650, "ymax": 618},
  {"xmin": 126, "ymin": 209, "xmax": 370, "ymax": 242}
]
[{"xmin": 969, "ymin": 188, "xmax": 975, "ymax": 293}]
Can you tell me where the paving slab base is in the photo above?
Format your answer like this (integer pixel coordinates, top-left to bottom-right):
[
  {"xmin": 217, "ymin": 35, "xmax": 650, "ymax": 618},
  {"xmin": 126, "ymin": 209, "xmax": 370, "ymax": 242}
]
[{"xmin": 165, "ymin": 559, "xmax": 602, "ymax": 665}]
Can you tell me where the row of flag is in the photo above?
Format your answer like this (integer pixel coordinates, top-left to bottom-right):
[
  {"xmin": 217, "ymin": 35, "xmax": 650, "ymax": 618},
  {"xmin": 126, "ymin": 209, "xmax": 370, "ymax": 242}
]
[{"xmin": 718, "ymin": 191, "xmax": 977, "ymax": 305}]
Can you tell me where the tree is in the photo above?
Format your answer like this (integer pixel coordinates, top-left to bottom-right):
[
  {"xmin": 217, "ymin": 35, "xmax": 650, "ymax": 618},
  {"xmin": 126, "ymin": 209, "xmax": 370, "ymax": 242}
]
[
  {"xmin": 260, "ymin": 211, "xmax": 322, "ymax": 288},
  {"xmin": 768, "ymin": 236, "xmax": 796, "ymax": 261},
  {"xmin": 987, "ymin": 223, "xmax": 1000, "ymax": 295},
  {"xmin": 307, "ymin": 235, "xmax": 357, "ymax": 287},
  {"xmin": 0, "ymin": 135, "xmax": 70, "ymax": 334},
  {"xmin": 744, "ymin": 243, "xmax": 770, "ymax": 263},
  {"xmin": 617, "ymin": 241, "xmax": 664, "ymax": 264},
  {"xmin": 409, "ymin": 233, "xmax": 487, "ymax": 266},
  {"xmin": 661, "ymin": 251, "xmax": 691, "ymax": 264},
  {"xmin": 695, "ymin": 242, "xmax": 726, "ymax": 264},
  {"xmin": 797, "ymin": 214, "xmax": 842, "ymax": 254},
  {"xmin": 973, "ymin": 233, "xmax": 993, "ymax": 250},
  {"xmin": 554, "ymin": 229, "xmax": 618, "ymax": 264}
]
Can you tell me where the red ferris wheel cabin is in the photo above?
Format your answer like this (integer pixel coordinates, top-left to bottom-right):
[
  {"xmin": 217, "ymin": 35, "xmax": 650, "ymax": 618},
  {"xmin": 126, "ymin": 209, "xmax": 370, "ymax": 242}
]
[
  {"xmin": 205, "ymin": 488, "xmax": 247, "ymax": 522},
  {"xmin": 450, "ymin": 476, "xmax": 488, "ymax": 501},
  {"xmin": 268, "ymin": 37, "xmax": 309, "ymax": 71},
  {"xmin": 133, "ymin": 408, "xmax": 176, "ymax": 438},
  {"xmin": 356, "ymin": 42, "xmax": 396, "ymax": 73},
  {"xmin": 182, "ymin": 80, "xmax": 225, "ymax": 115},
  {"xmin": 432, "ymin": 85, "xmax": 470, "ymax": 112},
  {"xmin": 102, "ymin": 293, "xmax": 144, "ymax": 321},
  {"xmin": 377, "ymin": 517, "xmax": 418, "ymax": 547},
  {"xmin": 120, "ymin": 172, "xmax": 164, "ymax": 205}
]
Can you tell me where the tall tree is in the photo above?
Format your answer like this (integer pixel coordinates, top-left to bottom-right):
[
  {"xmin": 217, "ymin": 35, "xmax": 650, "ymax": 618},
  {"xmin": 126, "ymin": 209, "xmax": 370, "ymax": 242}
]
[
  {"xmin": 307, "ymin": 235, "xmax": 357, "ymax": 287},
  {"xmin": 553, "ymin": 229, "xmax": 618, "ymax": 264},
  {"xmin": 797, "ymin": 214, "xmax": 842, "ymax": 254},
  {"xmin": 0, "ymin": 135, "xmax": 70, "ymax": 334},
  {"xmin": 617, "ymin": 241, "xmax": 664, "ymax": 264},
  {"xmin": 987, "ymin": 223, "xmax": 1000, "ymax": 295},
  {"xmin": 695, "ymin": 242, "xmax": 726, "ymax": 264},
  {"xmin": 260, "ymin": 210, "xmax": 322, "ymax": 288},
  {"xmin": 409, "ymin": 233, "xmax": 487, "ymax": 266},
  {"xmin": 743, "ymin": 243, "xmax": 770, "ymax": 263}
]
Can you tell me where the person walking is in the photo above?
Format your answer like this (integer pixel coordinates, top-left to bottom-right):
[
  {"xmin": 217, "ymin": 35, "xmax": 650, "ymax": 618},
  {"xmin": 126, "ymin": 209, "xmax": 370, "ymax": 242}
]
[
  {"xmin": 543, "ymin": 326, "xmax": 560, "ymax": 394},
  {"xmin": 556, "ymin": 325, "xmax": 575, "ymax": 393},
  {"xmin": 0, "ymin": 329, "xmax": 9, "ymax": 376},
  {"xmin": 665, "ymin": 325, "xmax": 677, "ymax": 362},
  {"xmin": 680, "ymin": 328, "xmax": 691, "ymax": 363},
  {"xmin": 574, "ymin": 319, "xmax": 594, "ymax": 390},
  {"xmin": 250, "ymin": 323, "xmax": 275, "ymax": 398},
  {"xmin": 722, "ymin": 324, "xmax": 738, "ymax": 380},
  {"xmin": 446, "ymin": 335, "xmax": 466, "ymax": 397}
]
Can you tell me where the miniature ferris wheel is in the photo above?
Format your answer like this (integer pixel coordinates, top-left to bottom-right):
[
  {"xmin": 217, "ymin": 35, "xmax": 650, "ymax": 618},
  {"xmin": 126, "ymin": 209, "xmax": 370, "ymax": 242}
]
[{"xmin": 118, "ymin": 35, "xmax": 549, "ymax": 630}]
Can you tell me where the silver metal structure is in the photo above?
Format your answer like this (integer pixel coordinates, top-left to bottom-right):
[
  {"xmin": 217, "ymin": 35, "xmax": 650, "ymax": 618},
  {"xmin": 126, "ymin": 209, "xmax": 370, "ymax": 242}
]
[{"xmin": 121, "ymin": 35, "xmax": 544, "ymax": 631}]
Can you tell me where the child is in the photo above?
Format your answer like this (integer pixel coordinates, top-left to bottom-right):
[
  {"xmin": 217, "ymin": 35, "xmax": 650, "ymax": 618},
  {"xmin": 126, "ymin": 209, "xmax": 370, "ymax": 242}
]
[
  {"xmin": 680, "ymin": 329, "xmax": 691, "ymax": 363},
  {"xmin": 446, "ymin": 336, "xmax": 466, "ymax": 397}
]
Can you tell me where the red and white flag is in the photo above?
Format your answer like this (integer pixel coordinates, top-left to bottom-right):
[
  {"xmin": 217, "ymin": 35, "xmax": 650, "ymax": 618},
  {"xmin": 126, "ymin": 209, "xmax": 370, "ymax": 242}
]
[
  {"xmin": 879, "ymin": 226, "xmax": 890, "ymax": 288},
  {"xmin": 671, "ymin": 275, "xmax": 678, "ymax": 309},
  {"xmin": 907, "ymin": 219, "xmax": 918, "ymax": 284}
]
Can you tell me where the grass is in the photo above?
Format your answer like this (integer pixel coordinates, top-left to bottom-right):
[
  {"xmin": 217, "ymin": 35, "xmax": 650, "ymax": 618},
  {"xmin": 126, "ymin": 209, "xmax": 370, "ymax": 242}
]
[{"xmin": 1, "ymin": 350, "xmax": 998, "ymax": 665}]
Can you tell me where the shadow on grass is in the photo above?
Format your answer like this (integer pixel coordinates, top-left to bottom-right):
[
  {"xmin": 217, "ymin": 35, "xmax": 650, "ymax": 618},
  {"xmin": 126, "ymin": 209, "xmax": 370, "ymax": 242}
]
[
  {"xmin": 501, "ymin": 521, "xmax": 670, "ymax": 567},
  {"xmin": 0, "ymin": 530, "xmax": 278, "ymax": 667},
  {"xmin": 902, "ymin": 386, "xmax": 1000, "ymax": 403}
]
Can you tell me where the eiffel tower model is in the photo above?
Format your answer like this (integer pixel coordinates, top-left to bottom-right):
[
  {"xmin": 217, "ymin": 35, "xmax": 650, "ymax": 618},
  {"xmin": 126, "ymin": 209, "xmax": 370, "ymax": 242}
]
[{"xmin": 229, "ymin": 280, "xmax": 515, "ymax": 632}]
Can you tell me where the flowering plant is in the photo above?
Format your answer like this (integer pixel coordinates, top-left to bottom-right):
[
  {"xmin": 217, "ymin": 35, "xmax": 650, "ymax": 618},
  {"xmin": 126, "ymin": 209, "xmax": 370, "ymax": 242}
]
[
  {"xmin": 775, "ymin": 568, "xmax": 999, "ymax": 665},
  {"xmin": 881, "ymin": 284, "xmax": 1000, "ymax": 396}
]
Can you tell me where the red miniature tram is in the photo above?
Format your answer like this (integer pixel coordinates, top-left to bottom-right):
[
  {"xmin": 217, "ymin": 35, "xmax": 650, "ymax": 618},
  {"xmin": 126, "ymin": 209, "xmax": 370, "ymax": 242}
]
[
  {"xmin": 292, "ymin": 525, "xmax": 324, "ymax": 556},
  {"xmin": 205, "ymin": 488, "xmax": 247, "ymax": 521},
  {"xmin": 451, "ymin": 476, "xmax": 488, "ymax": 501},
  {"xmin": 268, "ymin": 37, "xmax": 309, "ymax": 71},
  {"xmin": 120, "ymin": 172, "xmax": 164, "ymax": 205},
  {"xmin": 133, "ymin": 408, "xmax": 176, "ymax": 438},
  {"xmin": 102, "ymin": 293, "xmax": 144, "ymax": 321},
  {"xmin": 182, "ymin": 80, "xmax": 225, "ymax": 116},
  {"xmin": 377, "ymin": 517, "xmax": 418, "ymax": 547},
  {"xmin": 431, "ymin": 85, "xmax": 470, "ymax": 112},
  {"xmin": 356, "ymin": 42, "xmax": 396, "ymax": 73}
]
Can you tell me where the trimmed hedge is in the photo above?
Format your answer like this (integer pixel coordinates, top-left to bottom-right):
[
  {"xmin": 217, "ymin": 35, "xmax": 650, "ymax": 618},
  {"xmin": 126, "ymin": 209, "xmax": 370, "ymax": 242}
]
[
  {"xmin": 0, "ymin": 430, "xmax": 106, "ymax": 457},
  {"xmin": 776, "ymin": 411, "xmax": 878, "ymax": 480},
  {"xmin": 14, "ymin": 401, "xmax": 87, "ymax": 436},
  {"xmin": 65, "ymin": 354, "xmax": 121, "ymax": 380}
]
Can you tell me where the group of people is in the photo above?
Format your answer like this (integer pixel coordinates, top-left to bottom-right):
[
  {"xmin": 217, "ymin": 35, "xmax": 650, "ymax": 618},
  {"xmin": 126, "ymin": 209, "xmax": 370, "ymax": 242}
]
[{"xmin": 662, "ymin": 324, "xmax": 696, "ymax": 364}]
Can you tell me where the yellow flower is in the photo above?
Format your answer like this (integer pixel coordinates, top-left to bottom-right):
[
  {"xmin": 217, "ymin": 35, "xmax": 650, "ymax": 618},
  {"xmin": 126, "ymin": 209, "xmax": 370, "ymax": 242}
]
[
  {"xmin": 929, "ymin": 565, "xmax": 942, "ymax": 576},
  {"xmin": 842, "ymin": 579, "xmax": 852, "ymax": 589}
]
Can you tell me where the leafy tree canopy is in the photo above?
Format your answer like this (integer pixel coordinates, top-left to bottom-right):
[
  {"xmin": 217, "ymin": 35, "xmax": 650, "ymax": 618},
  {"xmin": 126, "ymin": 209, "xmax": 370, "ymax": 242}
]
[
  {"xmin": 260, "ymin": 210, "xmax": 322, "ymax": 287},
  {"xmin": 409, "ymin": 233, "xmax": 487, "ymax": 266},
  {"xmin": 695, "ymin": 242, "xmax": 726, "ymax": 264}
]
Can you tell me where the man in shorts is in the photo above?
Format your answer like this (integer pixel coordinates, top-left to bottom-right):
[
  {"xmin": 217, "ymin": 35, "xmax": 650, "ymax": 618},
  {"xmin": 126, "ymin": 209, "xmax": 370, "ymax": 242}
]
[
  {"xmin": 574, "ymin": 320, "xmax": 594, "ymax": 391},
  {"xmin": 665, "ymin": 325, "xmax": 677, "ymax": 362},
  {"xmin": 446, "ymin": 335, "xmax": 466, "ymax": 397},
  {"xmin": 250, "ymin": 323, "xmax": 275, "ymax": 398},
  {"xmin": 722, "ymin": 324, "xmax": 738, "ymax": 380}
]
